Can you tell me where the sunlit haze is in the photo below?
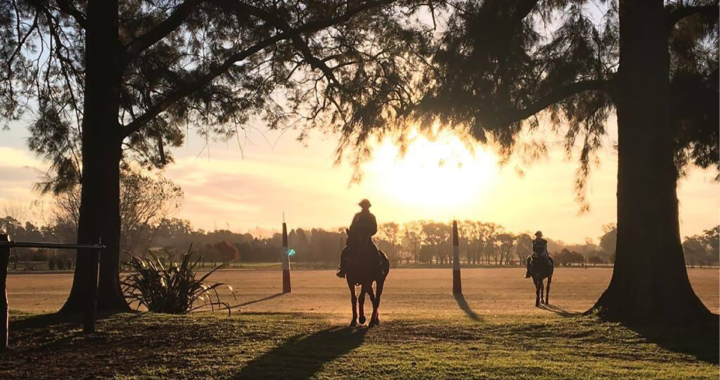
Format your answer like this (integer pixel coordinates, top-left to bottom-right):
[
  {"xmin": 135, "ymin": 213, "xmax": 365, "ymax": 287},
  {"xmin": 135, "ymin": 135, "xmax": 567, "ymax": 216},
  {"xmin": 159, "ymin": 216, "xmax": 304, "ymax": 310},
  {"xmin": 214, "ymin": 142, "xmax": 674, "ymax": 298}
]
[{"xmin": 1, "ymin": 118, "xmax": 717, "ymax": 243}]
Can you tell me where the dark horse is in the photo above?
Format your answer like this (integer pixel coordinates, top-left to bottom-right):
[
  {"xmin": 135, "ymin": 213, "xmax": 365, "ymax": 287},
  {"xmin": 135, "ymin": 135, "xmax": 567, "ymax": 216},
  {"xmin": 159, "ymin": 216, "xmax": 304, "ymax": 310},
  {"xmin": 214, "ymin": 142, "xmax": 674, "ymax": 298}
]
[
  {"xmin": 529, "ymin": 256, "xmax": 554, "ymax": 307},
  {"xmin": 343, "ymin": 229, "xmax": 390, "ymax": 327}
]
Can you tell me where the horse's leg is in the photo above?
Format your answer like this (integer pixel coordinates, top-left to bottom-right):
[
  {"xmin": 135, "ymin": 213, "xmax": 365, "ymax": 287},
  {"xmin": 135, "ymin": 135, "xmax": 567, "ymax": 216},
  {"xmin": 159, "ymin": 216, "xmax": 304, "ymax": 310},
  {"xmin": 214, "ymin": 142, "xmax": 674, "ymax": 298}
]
[
  {"xmin": 545, "ymin": 276, "xmax": 551, "ymax": 305},
  {"xmin": 540, "ymin": 279, "xmax": 545, "ymax": 304},
  {"xmin": 348, "ymin": 280, "xmax": 357, "ymax": 327},
  {"xmin": 365, "ymin": 285, "xmax": 378, "ymax": 326},
  {"xmin": 358, "ymin": 284, "xmax": 367, "ymax": 325},
  {"xmin": 534, "ymin": 279, "xmax": 541, "ymax": 307},
  {"xmin": 372, "ymin": 278, "xmax": 385, "ymax": 326}
]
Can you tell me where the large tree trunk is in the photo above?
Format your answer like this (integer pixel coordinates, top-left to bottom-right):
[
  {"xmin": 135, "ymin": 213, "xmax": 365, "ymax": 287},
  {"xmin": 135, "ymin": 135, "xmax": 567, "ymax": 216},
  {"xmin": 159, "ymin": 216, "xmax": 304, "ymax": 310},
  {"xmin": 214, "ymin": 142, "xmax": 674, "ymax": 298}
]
[
  {"xmin": 590, "ymin": 0, "xmax": 712, "ymax": 322},
  {"xmin": 60, "ymin": 0, "xmax": 129, "ymax": 313}
]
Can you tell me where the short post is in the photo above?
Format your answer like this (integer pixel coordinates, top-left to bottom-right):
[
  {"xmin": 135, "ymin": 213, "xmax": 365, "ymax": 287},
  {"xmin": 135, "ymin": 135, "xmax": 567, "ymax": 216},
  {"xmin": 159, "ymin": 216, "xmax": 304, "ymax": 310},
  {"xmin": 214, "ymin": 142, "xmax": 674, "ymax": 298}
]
[
  {"xmin": 282, "ymin": 222, "xmax": 291, "ymax": 293},
  {"xmin": 452, "ymin": 221, "xmax": 462, "ymax": 295},
  {"xmin": 1, "ymin": 234, "xmax": 10, "ymax": 349},
  {"xmin": 83, "ymin": 243, "xmax": 100, "ymax": 334}
]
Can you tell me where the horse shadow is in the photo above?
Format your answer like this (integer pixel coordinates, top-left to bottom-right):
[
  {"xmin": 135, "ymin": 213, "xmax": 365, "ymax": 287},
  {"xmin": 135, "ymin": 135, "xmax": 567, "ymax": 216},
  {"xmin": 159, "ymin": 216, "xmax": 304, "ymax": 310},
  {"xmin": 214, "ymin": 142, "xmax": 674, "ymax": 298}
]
[
  {"xmin": 232, "ymin": 326, "xmax": 368, "ymax": 379},
  {"xmin": 538, "ymin": 303, "xmax": 579, "ymax": 318},
  {"xmin": 454, "ymin": 294, "xmax": 482, "ymax": 322}
]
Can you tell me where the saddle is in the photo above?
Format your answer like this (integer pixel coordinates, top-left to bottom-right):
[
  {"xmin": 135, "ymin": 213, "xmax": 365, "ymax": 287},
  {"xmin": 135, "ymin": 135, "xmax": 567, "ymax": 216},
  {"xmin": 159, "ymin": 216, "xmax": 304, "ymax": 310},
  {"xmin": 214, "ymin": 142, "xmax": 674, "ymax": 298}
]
[
  {"xmin": 344, "ymin": 240, "xmax": 383, "ymax": 278},
  {"xmin": 529, "ymin": 254, "xmax": 553, "ymax": 269}
]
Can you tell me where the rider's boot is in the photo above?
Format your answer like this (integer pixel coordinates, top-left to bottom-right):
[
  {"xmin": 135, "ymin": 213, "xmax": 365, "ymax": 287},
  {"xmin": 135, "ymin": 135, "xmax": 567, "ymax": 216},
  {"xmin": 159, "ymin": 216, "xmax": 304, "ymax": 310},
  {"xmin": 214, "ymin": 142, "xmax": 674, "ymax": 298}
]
[
  {"xmin": 524, "ymin": 268, "xmax": 531, "ymax": 278},
  {"xmin": 336, "ymin": 265, "xmax": 346, "ymax": 278}
]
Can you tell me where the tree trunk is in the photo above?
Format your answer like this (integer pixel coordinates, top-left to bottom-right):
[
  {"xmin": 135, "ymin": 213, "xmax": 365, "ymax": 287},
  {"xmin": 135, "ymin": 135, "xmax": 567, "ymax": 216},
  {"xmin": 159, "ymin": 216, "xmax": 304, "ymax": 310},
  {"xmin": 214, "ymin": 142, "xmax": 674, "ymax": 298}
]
[
  {"xmin": 590, "ymin": 0, "xmax": 712, "ymax": 322},
  {"xmin": 60, "ymin": 0, "xmax": 129, "ymax": 313}
]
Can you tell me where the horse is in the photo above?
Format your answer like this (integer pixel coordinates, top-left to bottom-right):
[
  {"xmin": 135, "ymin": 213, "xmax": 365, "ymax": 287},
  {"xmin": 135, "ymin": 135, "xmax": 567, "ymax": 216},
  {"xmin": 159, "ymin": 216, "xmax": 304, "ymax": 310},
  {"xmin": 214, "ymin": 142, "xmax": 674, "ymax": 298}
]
[
  {"xmin": 343, "ymin": 230, "xmax": 390, "ymax": 327},
  {"xmin": 529, "ymin": 255, "xmax": 554, "ymax": 307}
]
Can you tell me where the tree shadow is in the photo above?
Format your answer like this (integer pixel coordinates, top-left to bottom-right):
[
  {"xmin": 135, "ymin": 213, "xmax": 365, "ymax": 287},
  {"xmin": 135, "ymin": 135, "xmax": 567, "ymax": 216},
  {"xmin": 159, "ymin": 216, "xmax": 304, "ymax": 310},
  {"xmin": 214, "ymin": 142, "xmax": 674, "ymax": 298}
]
[
  {"xmin": 10, "ymin": 311, "xmax": 117, "ymax": 331},
  {"xmin": 453, "ymin": 294, "xmax": 482, "ymax": 322},
  {"xmin": 229, "ymin": 293, "xmax": 285, "ymax": 310},
  {"xmin": 622, "ymin": 317, "xmax": 719, "ymax": 365},
  {"xmin": 10, "ymin": 312, "xmax": 78, "ymax": 330},
  {"xmin": 6, "ymin": 312, "xmax": 115, "ymax": 352},
  {"xmin": 232, "ymin": 326, "xmax": 368, "ymax": 380},
  {"xmin": 538, "ymin": 303, "xmax": 580, "ymax": 318}
]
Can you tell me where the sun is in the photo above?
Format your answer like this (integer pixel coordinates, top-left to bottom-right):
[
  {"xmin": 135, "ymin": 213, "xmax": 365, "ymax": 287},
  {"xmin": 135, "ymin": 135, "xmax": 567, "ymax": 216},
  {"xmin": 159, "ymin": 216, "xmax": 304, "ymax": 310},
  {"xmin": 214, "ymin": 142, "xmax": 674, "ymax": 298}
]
[{"xmin": 363, "ymin": 129, "xmax": 498, "ymax": 214}]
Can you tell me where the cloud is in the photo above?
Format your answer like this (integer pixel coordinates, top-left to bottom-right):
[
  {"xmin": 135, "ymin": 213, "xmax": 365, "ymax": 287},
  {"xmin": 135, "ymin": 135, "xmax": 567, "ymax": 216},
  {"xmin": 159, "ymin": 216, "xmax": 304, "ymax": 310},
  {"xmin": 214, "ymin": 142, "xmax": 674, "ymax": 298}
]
[
  {"xmin": 0, "ymin": 147, "xmax": 45, "ymax": 168},
  {"xmin": 0, "ymin": 147, "xmax": 45, "ymax": 203}
]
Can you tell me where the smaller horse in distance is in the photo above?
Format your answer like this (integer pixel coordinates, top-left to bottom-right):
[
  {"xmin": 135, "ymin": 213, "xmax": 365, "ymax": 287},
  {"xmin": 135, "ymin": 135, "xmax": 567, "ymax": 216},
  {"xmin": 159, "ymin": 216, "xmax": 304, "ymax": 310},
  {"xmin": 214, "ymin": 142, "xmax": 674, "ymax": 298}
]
[
  {"xmin": 343, "ymin": 229, "xmax": 390, "ymax": 327},
  {"xmin": 529, "ymin": 256, "xmax": 554, "ymax": 307}
]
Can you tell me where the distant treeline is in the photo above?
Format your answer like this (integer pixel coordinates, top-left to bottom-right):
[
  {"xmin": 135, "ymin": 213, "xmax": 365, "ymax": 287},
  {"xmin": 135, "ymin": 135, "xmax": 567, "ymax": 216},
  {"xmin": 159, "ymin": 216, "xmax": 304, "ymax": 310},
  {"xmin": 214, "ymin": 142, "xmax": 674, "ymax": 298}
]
[{"xmin": 2, "ymin": 214, "xmax": 717, "ymax": 269}]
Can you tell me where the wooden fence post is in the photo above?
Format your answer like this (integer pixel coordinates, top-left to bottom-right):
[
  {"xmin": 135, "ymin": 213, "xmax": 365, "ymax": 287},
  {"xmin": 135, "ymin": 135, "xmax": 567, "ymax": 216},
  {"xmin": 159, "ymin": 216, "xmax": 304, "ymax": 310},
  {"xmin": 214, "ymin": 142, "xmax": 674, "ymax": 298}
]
[
  {"xmin": 282, "ymin": 222, "xmax": 291, "ymax": 293},
  {"xmin": 452, "ymin": 221, "xmax": 462, "ymax": 295},
  {"xmin": 1, "ymin": 234, "xmax": 9, "ymax": 349},
  {"xmin": 83, "ymin": 243, "xmax": 100, "ymax": 334}
]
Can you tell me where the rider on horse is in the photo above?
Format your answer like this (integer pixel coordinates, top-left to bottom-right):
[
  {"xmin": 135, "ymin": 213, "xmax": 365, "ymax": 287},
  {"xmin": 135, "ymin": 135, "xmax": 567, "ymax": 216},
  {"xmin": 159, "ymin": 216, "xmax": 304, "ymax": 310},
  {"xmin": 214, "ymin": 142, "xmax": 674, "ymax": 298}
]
[
  {"xmin": 525, "ymin": 230, "xmax": 551, "ymax": 278},
  {"xmin": 337, "ymin": 199, "xmax": 383, "ymax": 278}
]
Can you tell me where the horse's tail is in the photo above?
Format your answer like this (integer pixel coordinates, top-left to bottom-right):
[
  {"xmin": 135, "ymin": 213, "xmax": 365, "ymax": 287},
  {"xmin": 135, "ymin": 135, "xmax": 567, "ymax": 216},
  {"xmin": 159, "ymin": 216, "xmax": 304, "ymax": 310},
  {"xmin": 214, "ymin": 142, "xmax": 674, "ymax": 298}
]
[
  {"xmin": 379, "ymin": 250, "xmax": 390, "ymax": 278},
  {"xmin": 548, "ymin": 256, "xmax": 555, "ymax": 277}
]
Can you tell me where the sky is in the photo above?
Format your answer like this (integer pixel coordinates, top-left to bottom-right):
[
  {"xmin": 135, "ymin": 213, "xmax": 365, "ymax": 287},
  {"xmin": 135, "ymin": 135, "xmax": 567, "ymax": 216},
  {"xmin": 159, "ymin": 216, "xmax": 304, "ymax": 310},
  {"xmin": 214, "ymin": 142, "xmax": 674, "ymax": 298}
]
[{"xmin": 1, "ymin": 115, "xmax": 717, "ymax": 244}]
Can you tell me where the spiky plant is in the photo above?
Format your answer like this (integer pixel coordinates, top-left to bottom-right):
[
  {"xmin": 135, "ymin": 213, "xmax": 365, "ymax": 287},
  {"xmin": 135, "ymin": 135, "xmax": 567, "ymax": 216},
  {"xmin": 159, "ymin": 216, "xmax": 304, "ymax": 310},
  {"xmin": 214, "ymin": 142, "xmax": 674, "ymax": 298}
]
[{"xmin": 122, "ymin": 246, "xmax": 236, "ymax": 314}]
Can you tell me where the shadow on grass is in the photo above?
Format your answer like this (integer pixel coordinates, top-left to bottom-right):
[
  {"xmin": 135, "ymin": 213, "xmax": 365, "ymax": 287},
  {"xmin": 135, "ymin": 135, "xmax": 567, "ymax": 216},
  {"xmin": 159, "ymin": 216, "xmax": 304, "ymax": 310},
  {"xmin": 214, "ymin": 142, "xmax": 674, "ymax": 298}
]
[
  {"xmin": 9, "ymin": 312, "xmax": 79, "ymax": 330},
  {"xmin": 233, "ymin": 326, "xmax": 368, "ymax": 380},
  {"xmin": 6, "ymin": 311, "xmax": 118, "ymax": 352},
  {"xmin": 9, "ymin": 311, "xmax": 118, "ymax": 331},
  {"xmin": 454, "ymin": 294, "xmax": 482, "ymax": 322},
  {"xmin": 624, "ymin": 316, "xmax": 719, "ymax": 365},
  {"xmin": 229, "ymin": 293, "xmax": 285, "ymax": 310},
  {"xmin": 538, "ymin": 303, "xmax": 580, "ymax": 318}
]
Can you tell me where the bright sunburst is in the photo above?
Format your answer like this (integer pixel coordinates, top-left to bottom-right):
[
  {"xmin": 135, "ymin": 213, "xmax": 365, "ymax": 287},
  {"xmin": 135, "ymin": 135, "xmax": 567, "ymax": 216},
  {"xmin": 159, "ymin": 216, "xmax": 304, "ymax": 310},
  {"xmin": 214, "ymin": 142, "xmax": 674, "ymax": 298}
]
[{"xmin": 364, "ymin": 129, "xmax": 498, "ymax": 213}]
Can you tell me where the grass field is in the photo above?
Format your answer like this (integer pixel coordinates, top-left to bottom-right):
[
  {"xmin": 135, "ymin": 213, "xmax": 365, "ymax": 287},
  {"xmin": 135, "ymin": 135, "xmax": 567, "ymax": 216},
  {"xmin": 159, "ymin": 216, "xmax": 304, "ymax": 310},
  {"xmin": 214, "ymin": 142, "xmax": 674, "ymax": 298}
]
[{"xmin": 1, "ymin": 267, "xmax": 718, "ymax": 379}]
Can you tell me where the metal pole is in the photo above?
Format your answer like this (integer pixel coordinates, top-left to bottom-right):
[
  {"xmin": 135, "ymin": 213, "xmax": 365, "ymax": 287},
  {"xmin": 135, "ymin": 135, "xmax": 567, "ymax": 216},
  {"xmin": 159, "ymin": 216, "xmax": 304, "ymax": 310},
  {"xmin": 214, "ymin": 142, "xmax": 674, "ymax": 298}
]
[
  {"xmin": 0, "ymin": 234, "xmax": 9, "ymax": 349},
  {"xmin": 83, "ymin": 242, "xmax": 100, "ymax": 334},
  {"xmin": 452, "ymin": 221, "xmax": 462, "ymax": 295},
  {"xmin": 0, "ymin": 241, "xmax": 105, "ymax": 250},
  {"xmin": 282, "ymin": 222, "xmax": 291, "ymax": 293}
]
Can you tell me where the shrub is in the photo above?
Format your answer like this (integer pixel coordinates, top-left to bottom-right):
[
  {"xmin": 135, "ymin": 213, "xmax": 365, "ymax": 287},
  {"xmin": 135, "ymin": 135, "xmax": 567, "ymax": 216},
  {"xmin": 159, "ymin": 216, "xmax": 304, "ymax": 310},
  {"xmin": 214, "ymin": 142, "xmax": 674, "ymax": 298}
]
[
  {"xmin": 31, "ymin": 249, "xmax": 48, "ymax": 262},
  {"xmin": 48, "ymin": 256, "xmax": 57, "ymax": 270},
  {"xmin": 121, "ymin": 246, "xmax": 236, "ymax": 314}
]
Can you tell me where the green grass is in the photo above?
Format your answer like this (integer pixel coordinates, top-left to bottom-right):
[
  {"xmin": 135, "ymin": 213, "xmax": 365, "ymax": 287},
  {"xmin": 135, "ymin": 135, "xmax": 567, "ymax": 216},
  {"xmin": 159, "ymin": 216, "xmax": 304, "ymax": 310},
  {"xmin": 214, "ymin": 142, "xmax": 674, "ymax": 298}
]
[{"xmin": 0, "ymin": 311, "xmax": 717, "ymax": 379}]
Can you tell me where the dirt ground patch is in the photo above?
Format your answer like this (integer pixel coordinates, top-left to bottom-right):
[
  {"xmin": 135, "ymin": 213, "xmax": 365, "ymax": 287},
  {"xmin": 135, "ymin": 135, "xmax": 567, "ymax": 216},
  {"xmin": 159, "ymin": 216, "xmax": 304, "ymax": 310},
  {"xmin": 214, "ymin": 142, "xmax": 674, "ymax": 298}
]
[{"xmin": 6, "ymin": 267, "xmax": 718, "ymax": 318}]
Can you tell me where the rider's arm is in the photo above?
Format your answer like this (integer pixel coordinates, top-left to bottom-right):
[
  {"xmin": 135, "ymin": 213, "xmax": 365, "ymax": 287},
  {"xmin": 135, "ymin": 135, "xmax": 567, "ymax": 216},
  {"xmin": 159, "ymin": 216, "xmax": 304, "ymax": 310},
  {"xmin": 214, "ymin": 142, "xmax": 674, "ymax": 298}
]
[{"xmin": 369, "ymin": 214, "xmax": 378, "ymax": 236}]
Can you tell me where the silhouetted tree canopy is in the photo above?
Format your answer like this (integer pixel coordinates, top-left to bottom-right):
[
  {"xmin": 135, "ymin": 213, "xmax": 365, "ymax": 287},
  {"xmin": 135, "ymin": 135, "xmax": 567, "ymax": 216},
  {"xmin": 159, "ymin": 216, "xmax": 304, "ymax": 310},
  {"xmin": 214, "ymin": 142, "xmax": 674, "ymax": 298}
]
[
  {"xmin": 336, "ymin": 0, "xmax": 718, "ymax": 207},
  {"xmin": 1, "ymin": 0, "xmax": 433, "ymax": 190}
]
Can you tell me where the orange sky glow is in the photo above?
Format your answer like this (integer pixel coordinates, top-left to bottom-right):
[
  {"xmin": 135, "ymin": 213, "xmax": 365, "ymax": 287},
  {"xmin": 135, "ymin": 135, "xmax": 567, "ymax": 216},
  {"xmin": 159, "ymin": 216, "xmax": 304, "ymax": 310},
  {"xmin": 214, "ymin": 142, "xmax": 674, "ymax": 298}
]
[{"xmin": 1, "ymin": 117, "xmax": 717, "ymax": 244}]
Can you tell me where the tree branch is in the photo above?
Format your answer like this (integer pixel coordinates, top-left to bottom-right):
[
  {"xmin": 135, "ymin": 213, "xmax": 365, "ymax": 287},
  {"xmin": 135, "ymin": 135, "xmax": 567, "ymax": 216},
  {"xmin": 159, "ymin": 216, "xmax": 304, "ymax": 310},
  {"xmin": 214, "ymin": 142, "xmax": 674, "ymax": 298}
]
[
  {"xmin": 124, "ymin": 0, "xmax": 205, "ymax": 60},
  {"xmin": 209, "ymin": 0, "xmax": 363, "ymax": 86},
  {"xmin": 121, "ymin": 0, "xmax": 396, "ymax": 139},
  {"xmin": 666, "ymin": 2, "xmax": 719, "ymax": 30},
  {"xmin": 512, "ymin": 0, "xmax": 540, "ymax": 21},
  {"xmin": 3, "ymin": 11, "xmax": 38, "ymax": 81},
  {"xmin": 56, "ymin": 0, "xmax": 88, "ymax": 29},
  {"xmin": 494, "ymin": 80, "xmax": 608, "ymax": 127}
]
